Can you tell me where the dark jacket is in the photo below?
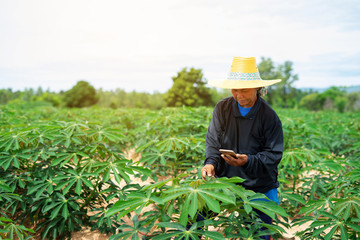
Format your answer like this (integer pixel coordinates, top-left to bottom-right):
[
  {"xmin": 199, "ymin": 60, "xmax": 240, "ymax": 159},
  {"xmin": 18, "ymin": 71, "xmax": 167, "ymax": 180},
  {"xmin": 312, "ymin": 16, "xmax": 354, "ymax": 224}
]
[{"xmin": 204, "ymin": 96, "xmax": 283, "ymax": 193}]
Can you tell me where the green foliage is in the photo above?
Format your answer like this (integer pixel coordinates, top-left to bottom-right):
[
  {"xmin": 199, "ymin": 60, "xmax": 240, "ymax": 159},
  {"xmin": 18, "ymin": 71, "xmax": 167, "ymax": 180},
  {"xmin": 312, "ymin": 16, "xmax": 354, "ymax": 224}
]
[
  {"xmin": 0, "ymin": 110, "xmax": 151, "ymax": 239},
  {"xmin": 299, "ymin": 87, "xmax": 355, "ymax": 112},
  {"xmin": 209, "ymin": 88, "xmax": 232, "ymax": 104},
  {"xmin": 0, "ymin": 217, "xmax": 35, "ymax": 240},
  {"xmin": 347, "ymin": 91, "xmax": 360, "ymax": 111},
  {"xmin": 33, "ymin": 91, "xmax": 61, "ymax": 107},
  {"xmin": 294, "ymin": 194, "xmax": 360, "ymax": 239},
  {"xmin": 165, "ymin": 68, "xmax": 214, "ymax": 107},
  {"xmin": 0, "ymin": 103, "xmax": 359, "ymax": 239},
  {"xmin": 299, "ymin": 93, "xmax": 323, "ymax": 111},
  {"xmin": 97, "ymin": 89, "xmax": 166, "ymax": 109},
  {"xmin": 107, "ymin": 176, "xmax": 288, "ymax": 239},
  {"xmin": 63, "ymin": 80, "xmax": 99, "ymax": 108},
  {"xmin": 258, "ymin": 57, "xmax": 299, "ymax": 108},
  {"xmin": 276, "ymin": 108, "xmax": 360, "ymax": 239},
  {"xmin": 135, "ymin": 107, "xmax": 211, "ymax": 178},
  {"xmin": 1, "ymin": 82, "xmax": 359, "ymax": 112},
  {"xmin": 0, "ymin": 182, "xmax": 34, "ymax": 240}
]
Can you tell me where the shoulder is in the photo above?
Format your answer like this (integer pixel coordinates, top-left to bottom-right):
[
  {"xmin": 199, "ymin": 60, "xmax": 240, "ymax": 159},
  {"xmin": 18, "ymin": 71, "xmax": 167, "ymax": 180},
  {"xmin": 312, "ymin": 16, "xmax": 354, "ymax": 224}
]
[
  {"xmin": 259, "ymin": 98, "xmax": 281, "ymax": 122},
  {"xmin": 215, "ymin": 96, "xmax": 233, "ymax": 110},
  {"xmin": 212, "ymin": 97, "xmax": 234, "ymax": 120}
]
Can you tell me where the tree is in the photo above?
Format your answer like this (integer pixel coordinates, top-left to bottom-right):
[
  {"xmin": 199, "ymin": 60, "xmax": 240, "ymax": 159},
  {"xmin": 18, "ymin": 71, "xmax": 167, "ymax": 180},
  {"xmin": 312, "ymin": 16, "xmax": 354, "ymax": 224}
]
[
  {"xmin": 63, "ymin": 81, "xmax": 99, "ymax": 108},
  {"xmin": 299, "ymin": 93, "xmax": 323, "ymax": 111},
  {"xmin": 37, "ymin": 92, "xmax": 61, "ymax": 107},
  {"xmin": 22, "ymin": 88, "xmax": 35, "ymax": 102},
  {"xmin": 258, "ymin": 57, "xmax": 298, "ymax": 108},
  {"xmin": 165, "ymin": 68, "xmax": 214, "ymax": 107},
  {"xmin": 347, "ymin": 92, "xmax": 360, "ymax": 111},
  {"xmin": 299, "ymin": 87, "xmax": 350, "ymax": 112},
  {"xmin": 35, "ymin": 87, "xmax": 44, "ymax": 96},
  {"xmin": 210, "ymin": 88, "xmax": 232, "ymax": 104},
  {"xmin": 0, "ymin": 89, "xmax": 13, "ymax": 104},
  {"xmin": 321, "ymin": 87, "xmax": 348, "ymax": 112}
]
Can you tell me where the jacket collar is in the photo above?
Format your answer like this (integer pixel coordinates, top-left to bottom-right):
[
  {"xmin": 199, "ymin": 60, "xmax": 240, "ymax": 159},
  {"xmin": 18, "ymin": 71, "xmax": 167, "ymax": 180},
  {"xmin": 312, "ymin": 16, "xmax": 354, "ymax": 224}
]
[{"xmin": 232, "ymin": 96, "xmax": 262, "ymax": 119}]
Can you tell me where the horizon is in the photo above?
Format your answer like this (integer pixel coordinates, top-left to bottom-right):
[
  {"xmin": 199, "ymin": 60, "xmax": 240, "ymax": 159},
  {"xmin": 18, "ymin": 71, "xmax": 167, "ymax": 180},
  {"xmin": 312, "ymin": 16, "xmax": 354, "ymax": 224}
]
[{"xmin": 1, "ymin": 82, "xmax": 359, "ymax": 94}]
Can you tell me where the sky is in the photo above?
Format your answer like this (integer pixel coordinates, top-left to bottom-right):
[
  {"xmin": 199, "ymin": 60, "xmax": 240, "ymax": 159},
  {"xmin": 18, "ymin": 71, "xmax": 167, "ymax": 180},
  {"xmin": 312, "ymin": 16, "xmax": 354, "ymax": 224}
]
[{"xmin": 0, "ymin": 0, "xmax": 359, "ymax": 93}]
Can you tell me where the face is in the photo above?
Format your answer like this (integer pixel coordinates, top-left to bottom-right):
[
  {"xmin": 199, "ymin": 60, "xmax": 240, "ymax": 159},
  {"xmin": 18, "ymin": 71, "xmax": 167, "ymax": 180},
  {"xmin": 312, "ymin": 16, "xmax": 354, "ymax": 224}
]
[{"xmin": 231, "ymin": 88, "xmax": 258, "ymax": 108}]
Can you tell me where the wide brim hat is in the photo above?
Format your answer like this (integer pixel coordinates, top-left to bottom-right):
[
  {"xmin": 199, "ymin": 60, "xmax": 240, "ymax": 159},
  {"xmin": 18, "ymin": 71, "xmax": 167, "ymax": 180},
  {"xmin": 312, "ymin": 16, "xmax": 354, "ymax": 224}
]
[{"xmin": 208, "ymin": 57, "xmax": 281, "ymax": 89}]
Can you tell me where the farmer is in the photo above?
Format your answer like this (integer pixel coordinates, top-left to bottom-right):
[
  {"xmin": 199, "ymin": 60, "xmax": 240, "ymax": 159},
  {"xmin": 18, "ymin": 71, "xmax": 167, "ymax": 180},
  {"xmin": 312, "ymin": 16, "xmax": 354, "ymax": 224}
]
[{"xmin": 202, "ymin": 57, "xmax": 283, "ymax": 240}]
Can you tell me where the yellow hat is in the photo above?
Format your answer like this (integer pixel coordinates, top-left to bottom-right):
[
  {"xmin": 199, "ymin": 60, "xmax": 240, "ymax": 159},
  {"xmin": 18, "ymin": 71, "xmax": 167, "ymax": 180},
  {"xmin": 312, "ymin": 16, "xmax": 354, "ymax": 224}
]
[{"xmin": 208, "ymin": 57, "xmax": 281, "ymax": 89}]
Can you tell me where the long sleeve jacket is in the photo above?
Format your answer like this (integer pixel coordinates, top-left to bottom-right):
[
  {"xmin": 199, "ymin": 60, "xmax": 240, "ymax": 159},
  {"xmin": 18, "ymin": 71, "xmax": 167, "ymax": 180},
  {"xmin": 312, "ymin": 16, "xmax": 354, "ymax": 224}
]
[{"xmin": 204, "ymin": 96, "xmax": 283, "ymax": 193}]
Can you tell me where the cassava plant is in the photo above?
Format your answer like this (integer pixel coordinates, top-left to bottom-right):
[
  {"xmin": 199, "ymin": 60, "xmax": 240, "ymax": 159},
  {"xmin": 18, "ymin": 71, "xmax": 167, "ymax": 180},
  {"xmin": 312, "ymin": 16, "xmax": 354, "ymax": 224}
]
[
  {"xmin": 0, "ymin": 112, "xmax": 152, "ymax": 239},
  {"xmin": 136, "ymin": 107, "xmax": 211, "ymax": 178},
  {"xmin": 107, "ymin": 173, "xmax": 289, "ymax": 239}
]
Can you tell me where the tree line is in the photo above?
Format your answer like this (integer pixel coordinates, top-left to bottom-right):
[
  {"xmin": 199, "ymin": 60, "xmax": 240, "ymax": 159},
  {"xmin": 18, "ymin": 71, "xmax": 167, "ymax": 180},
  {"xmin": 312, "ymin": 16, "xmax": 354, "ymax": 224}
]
[{"xmin": 1, "ymin": 57, "xmax": 359, "ymax": 112}]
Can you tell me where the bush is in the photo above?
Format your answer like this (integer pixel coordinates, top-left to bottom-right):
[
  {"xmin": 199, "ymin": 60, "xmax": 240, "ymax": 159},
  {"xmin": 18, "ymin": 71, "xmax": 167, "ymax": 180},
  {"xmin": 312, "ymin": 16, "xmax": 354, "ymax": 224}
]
[{"xmin": 63, "ymin": 80, "xmax": 99, "ymax": 108}]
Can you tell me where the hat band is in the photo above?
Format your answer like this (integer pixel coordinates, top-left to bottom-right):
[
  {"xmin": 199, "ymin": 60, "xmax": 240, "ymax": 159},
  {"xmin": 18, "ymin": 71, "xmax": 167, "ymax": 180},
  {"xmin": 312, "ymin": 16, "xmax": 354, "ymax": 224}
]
[{"xmin": 228, "ymin": 72, "xmax": 261, "ymax": 81}]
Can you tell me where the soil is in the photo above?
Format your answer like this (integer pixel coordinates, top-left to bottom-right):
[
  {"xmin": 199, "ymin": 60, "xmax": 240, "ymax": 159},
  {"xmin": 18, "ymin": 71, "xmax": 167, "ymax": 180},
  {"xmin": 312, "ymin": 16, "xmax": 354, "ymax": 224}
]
[{"xmin": 71, "ymin": 228, "xmax": 111, "ymax": 240}]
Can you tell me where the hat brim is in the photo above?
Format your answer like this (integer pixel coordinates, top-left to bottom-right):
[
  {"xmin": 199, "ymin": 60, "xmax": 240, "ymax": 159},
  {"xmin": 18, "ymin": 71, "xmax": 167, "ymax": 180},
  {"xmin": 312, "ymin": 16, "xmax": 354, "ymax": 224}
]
[{"xmin": 208, "ymin": 79, "xmax": 281, "ymax": 89}]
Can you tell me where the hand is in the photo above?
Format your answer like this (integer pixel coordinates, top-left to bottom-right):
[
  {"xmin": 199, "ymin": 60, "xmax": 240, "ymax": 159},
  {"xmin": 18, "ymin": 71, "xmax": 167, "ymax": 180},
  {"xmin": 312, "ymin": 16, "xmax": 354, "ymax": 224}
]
[
  {"xmin": 221, "ymin": 154, "xmax": 248, "ymax": 167},
  {"xmin": 201, "ymin": 164, "xmax": 215, "ymax": 180}
]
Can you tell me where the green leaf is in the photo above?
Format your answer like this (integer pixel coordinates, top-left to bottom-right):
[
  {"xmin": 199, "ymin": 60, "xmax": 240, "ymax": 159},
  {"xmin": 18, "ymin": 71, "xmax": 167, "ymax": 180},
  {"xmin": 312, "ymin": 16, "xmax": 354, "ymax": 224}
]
[
  {"xmin": 54, "ymin": 180, "xmax": 68, "ymax": 190},
  {"xmin": 218, "ymin": 176, "xmax": 245, "ymax": 184},
  {"xmin": 244, "ymin": 203, "xmax": 252, "ymax": 214},
  {"xmin": 0, "ymin": 183, "xmax": 12, "ymax": 192},
  {"xmin": 249, "ymin": 200, "xmax": 289, "ymax": 219},
  {"xmin": 118, "ymin": 169, "xmax": 131, "ymax": 183},
  {"xmin": 129, "ymin": 166, "xmax": 152, "ymax": 177},
  {"xmin": 179, "ymin": 197, "xmax": 191, "ymax": 226},
  {"xmin": 342, "ymin": 204, "xmax": 351, "ymax": 221},
  {"xmin": 142, "ymin": 178, "xmax": 172, "ymax": 190},
  {"xmin": 75, "ymin": 179, "xmax": 82, "ymax": 195},
  {"xmin": 149, "ymin": 196, "xmax": 164, "ymax": 205},
  {"xmin": 347, "ymin": 223, "xmax": 360, "ymax": 232},
  {"xmin": 82, "ymin": 177, "xmax": 93, "ymax": 188},
  {"xmin": 0, "ymin": 217, "xmax": 13, "ymax": 222},
  {"xmin": 103, "ymin": 168, "xmax": 111, "ymax": 182},
  {"xmin": 35, "ymin": 185, "xmax": 49, "ymax": 199},
  {"xmin": 198, "ymin": 182, "xmax": 232, "ymax": 190},
  {"xmin": 13, "ymin": 157, "xmax": 20, "ymax": 168},
  {"xmin": 73, "ymin": 154, "xmax": 79, "ymax": 165},
  {"xmin": 43, "ymin": 202, "xmax": 61, "ymax": 213},
  {"xmin": 319, "ymin": 211, "xmax": 339, "ymax": 221},
  {"xmin": 151, "ymin": 232, "xmax": 180, "ymax": 240},
  {"xmin": 51, "ymin": 154, "xmax": 72, "ymax": 167},
  {"xmin": 281, "ymin": 192, "xmax": 306, "ymax": 205},
  {"xmin": 199, "ymin": 190, "xmax": 235, "ymax": 204},
  {"xmin": 156, "ymin": 222, "xmax": 187, "ymax": 231},
  {"xmin": 50, "ymin": 204, "xmax": 63, "ymax": 220},
  {"xmin": 324, "ymin": 225, "xmax": 338, "ymax": 240},
  {"xmin": 188, "ymin": 193, "xmax": 198, "ymax": 218},
  {"xmin": 62, "ymin": 204, "xmax": 69, "ymax": 219},
  {"xmin": 62, "ymin": 180, "xmax": 76, "ymax": 195},
  {"xmin": 340, "ymin": 224, "xmax": 348, "ymax": 240},
  {"xmin": 162, "ymin": 192, "xmax": 189, "ymax": 203},
  {"xmin": 65, "ymin": 138, "xmax": 71, "ymax": 148},
  {"xmin": 199, "ymin": 192, "xmax": 220, "ymax": 213},
  {"xmin": 199, "ymin": 230, "xmax": 225, "ymax": 240},
  {"xmin": 107, "ymin": 199, "xmax": 145, "ymax": 217},
  {"xmin": 310, "ymin": 220, "xmax": 334, "ymax": 228}
]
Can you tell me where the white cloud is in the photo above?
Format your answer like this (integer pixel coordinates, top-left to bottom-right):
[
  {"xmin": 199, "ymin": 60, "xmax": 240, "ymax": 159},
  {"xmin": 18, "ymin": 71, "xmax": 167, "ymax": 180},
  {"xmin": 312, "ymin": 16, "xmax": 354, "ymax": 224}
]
[{"xmin": 0, "ymin": 0, "xmax": 359, "ymax": 92}]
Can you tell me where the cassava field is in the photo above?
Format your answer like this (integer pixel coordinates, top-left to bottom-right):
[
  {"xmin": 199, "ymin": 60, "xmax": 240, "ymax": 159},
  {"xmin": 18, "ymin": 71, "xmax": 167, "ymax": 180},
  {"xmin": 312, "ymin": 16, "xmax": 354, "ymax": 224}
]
[{"xmin": 1, "ymin": 103, "xmax": 359, "ymax": 240}]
